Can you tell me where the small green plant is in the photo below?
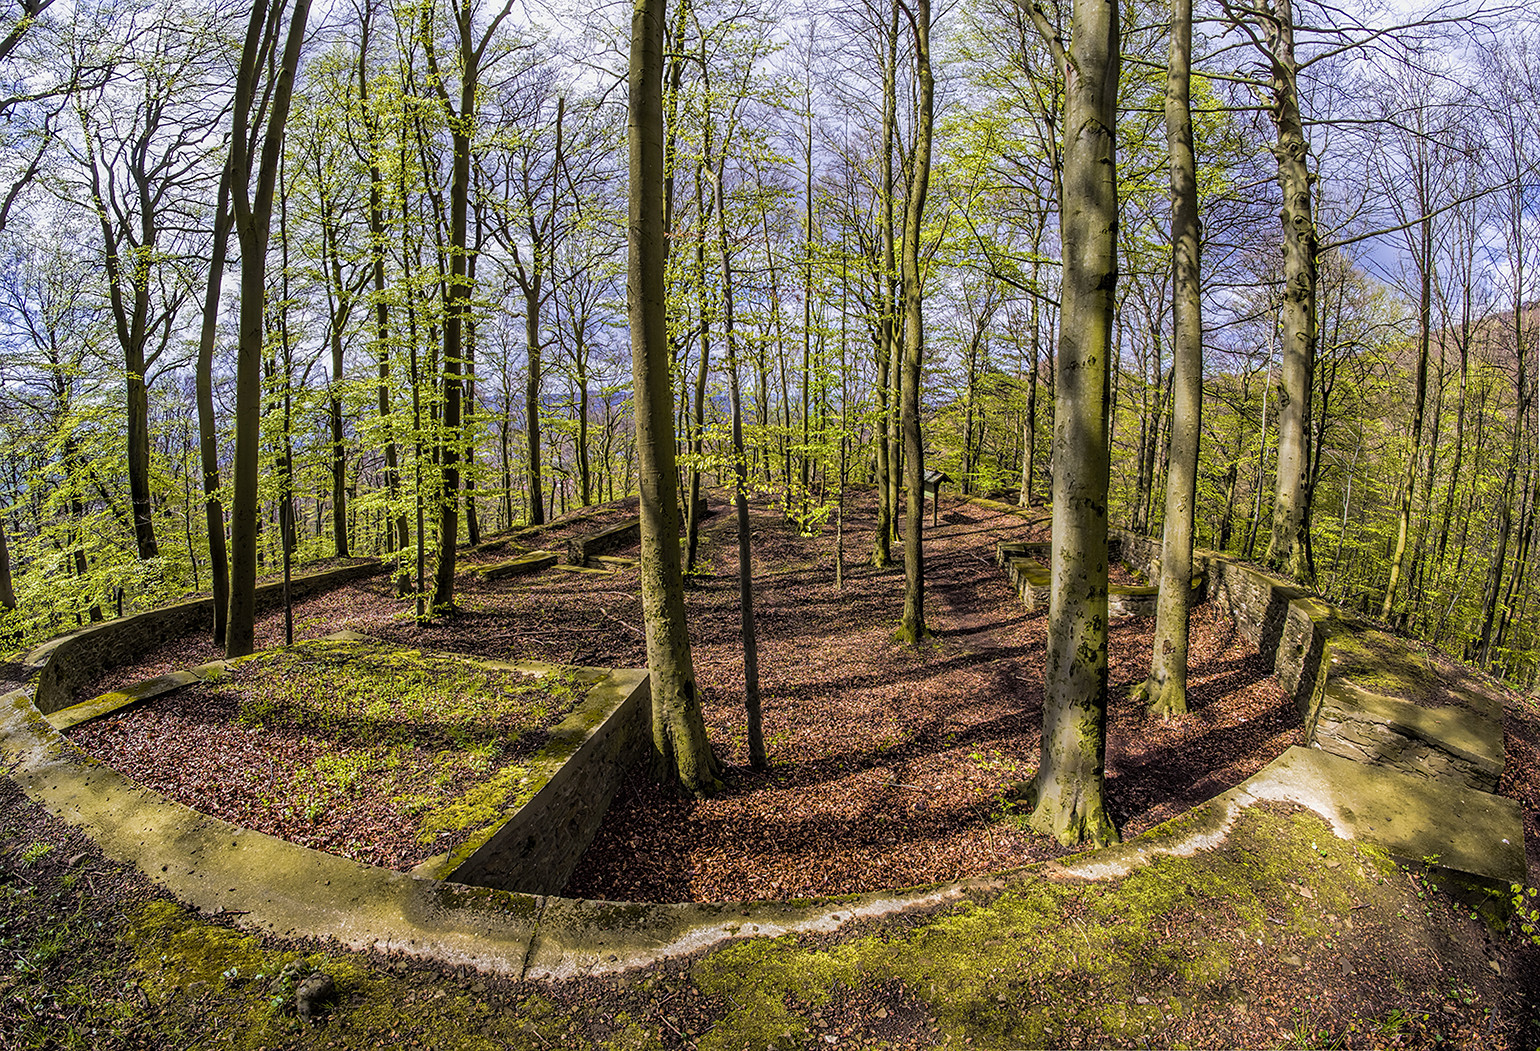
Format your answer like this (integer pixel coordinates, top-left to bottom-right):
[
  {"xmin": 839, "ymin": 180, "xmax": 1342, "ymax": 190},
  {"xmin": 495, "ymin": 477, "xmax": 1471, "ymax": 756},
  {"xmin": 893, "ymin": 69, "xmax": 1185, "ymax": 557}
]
[
  {"xmin": 1372, "ymin": 1008, "xmax": 1406, "ymax": 1037},
  {"xmin": 971, "ymin": 748, "xmax": 1025, "ymax": 779},
  {"xmin": 313, "ymin": 752, "xmax": 375, "ymax": 793},
  {"xmin": 1510, "ymin": 883, "xmax": 1540, "ymax": 946},
  {"xmin": 1287, "ymin": 1006, "xmax": 1341, "ymax": 1049},
  {"xmin": 17, "ymin": 841, "xmax": 54, "ymax": 867}
]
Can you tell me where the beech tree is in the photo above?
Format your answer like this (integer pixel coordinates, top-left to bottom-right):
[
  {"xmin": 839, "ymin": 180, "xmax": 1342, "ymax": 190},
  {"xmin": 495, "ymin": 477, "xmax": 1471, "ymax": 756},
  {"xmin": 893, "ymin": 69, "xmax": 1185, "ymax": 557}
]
[
  {"xmin": 894, "ymin": 0, "xmax": 933, "ymax": 647},
  {"xmin": 422, "ymin": 0, "xmax": 519, "ymax": 613},
  {"xmin": 70, "ymin": 4, "xmax": 229, "ymax": 563},
  {"xmin": 629, "ymin": 0, "xmax": 721, "ymax": 795},
  {"xmin": 224, "ymin": 0, "xmax": 312, "ymax": 658},
  {"xmin": 1015, "ymin": 0, "xmax": 1120, "ymax": 847},
  {"xmin": 1134, "ymin": 0, "xmax": 1202, "ymax": 719}
]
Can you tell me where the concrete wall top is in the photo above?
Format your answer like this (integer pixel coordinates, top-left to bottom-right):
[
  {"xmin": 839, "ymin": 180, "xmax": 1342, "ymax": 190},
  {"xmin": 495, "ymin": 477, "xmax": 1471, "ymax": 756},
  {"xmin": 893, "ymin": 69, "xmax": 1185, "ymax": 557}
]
[{"xmin": 23, "ymin": 560, "xmax": 388, "ymax": 715}]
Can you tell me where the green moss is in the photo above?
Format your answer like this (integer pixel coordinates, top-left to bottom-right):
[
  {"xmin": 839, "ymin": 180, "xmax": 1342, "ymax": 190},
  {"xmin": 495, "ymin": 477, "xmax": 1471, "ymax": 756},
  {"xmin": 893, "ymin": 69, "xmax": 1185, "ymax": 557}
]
[
  {"xmin": 123, "ymin": 901, "xmax": 570, "ymax": 1050},
  {"xmin": 690, "ymin": 807, "xmax": 1396, "ymax": 1049},
  {"xmin": 414, "ymin": 762, "xmax": 532, "ymax": 844},
  {"xmin": 1327, "ymin": 628, "xmax": 1439, "ymax": 703}
]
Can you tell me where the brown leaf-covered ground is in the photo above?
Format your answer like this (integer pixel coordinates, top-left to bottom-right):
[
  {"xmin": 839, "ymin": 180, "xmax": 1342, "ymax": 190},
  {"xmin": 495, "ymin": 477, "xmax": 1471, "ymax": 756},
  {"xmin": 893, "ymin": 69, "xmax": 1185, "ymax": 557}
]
[
  {"xmin": 67, "ymin": 645, "xmax": 588, "ymax": 870},
  {"xmin": 6, "ymin": 489, "xmax": 1540, "ymax": 1048},
  {"xmin": 70, "ymin": 492, "xmax": 1296, "ymax": 902}
]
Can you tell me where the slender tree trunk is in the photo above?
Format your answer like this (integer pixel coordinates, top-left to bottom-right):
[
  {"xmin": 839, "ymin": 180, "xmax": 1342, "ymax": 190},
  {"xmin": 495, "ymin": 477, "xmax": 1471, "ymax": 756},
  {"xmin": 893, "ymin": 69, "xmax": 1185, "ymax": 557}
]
[
  {"xmin": 1260, "ymin": 0, "xmax": 1316, "ymax": 581},
  {"xmin": 0, "ymin": 514, "xmax": 14, "ymax": 612},
  {"xmin": 1245, "ymin": 351, "xmax": 1271, "ymax": 559},
  {"xmin": 1018, "ymin": 0, "xmax": 1120, "ymax": 848},
  {"xmin": 1137, "ymin": 0, "xmax": 1201, "ymax": 719},
  {"xmin": 465, "ymin": 244, "xmax": 482, "ymax": 547},
  {"xmin": 871, "ymin": 265, "xmax": 893, "ymax": 564},
  {"xmin": 321, "ymin": 214, "xmax": 351, "ymax": 560},
  {"xmin": 896, "ymin": 0, "xmax": 933, "ymax": 648},
  {"xmin": 685, "ymin": 151, "xmax": 711, "ymax": 573},
  {"xmin": 356, "ymin": 35, "xmax": 412, "ymax": 594},
  {"xmin": 629, "ymin": 0, "xmax": 722, "ymax": 795},
  {"xmin": 195, "ymin": 157, "xmax": 233, "ymax": 643},
  {"xmin": 523, "ymin": 270, "xmax": 544, "ymax": 526},
  {"xmin": 1020, "ymin": 239, "xmax": 1044, "ymax": 507},
  {"xmin": 715, "ymin": 158, "xmax": 767, "ymax": 770},
  {"xmin": 1382, "ymin": 208, "xmax": 1433, "ymax": 618},
  {"xmin": 872, "ymin": 0, "xmax": 899, "ymax": 566},
  {"xmin": 225, "ymin": 0, "xmax": 311, "ymax": 659}
]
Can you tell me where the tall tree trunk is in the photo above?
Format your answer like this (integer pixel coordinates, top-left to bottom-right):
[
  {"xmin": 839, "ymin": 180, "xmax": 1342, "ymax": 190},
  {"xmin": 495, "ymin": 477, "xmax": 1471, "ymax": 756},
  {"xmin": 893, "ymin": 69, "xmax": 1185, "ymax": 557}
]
[
  {"xmin": 715, "ymin": 156, "xmax": 767, "ymax": 771},
  {"xmin": 82, "ymin": 130, "xmax": 161, "ymax": 564},
  {"xmin": 872, "ymin": 0, "xmax": 899, "ymax": 567},
  {"xmin": 195, "ymin": 157, "xmax": 233, "ymax": 643},
  {"xmin": 320, "ymin": 210, "xmax": 352, "ymax": 560},
  {"xmin": 1381, "ymin": 204, "xmax": 1433, "ymax": 619},
  {"xmin": 523, "ymin": 273, "xmax": 544, "ymax": 527},
  {"xmin": 1019, "ymin": 234, "xmax": 1044, "ymax": 507},
  {"xmin": 355, "ymin": 22, "xmax": 412, "ymax": 595},
  {"xmin": 225, "ymin": 0, "xmax": 312, "ymax": 659},
  {"xmin": 896, "ymin": 0, "xmax": 933, "ymax": 648},
  {"xmin": 629, "ymin": 0, "xmax": 722, "ymax": 795},
  {"xmin": 0, "ymin": 516, "xmax": 14, "ymax": 612},
  {"xmin": 1137, "ymin": 0, "xmax": 1201, "ymax": 719},
  {"xmin": 1475, "ymin": 134, "xmax": 1531, "ymax": 669},
  {"xmin": 425, "ymin": 0, "xmax": 516, "ymax": 611},
  {"xmin": 1260, "ymin": 0, "xmax": 1316, "ymax": 581},
  {"xmin": 1017, "ymin": 0, "xmax": 1120, "ymax": 848},
  {"xmin": 685, "ymin": 151, "xmax": 711, "ymax": 573},
  {"xmin": 464, "ymin": 244, "xmax": 481, "ymax": 546}
]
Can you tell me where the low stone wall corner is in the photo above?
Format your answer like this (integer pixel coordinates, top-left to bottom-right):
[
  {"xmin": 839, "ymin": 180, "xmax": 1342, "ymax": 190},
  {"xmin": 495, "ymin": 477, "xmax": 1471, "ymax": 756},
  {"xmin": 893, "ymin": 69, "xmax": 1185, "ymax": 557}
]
[{"xmin": 443, "ymin": 669, "xmax": 652, "ymax": 896}]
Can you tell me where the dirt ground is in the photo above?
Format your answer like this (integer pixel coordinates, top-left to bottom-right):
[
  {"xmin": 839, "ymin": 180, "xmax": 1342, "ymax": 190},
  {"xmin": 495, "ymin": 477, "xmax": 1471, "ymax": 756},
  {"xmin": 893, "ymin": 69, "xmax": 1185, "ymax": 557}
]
[
  {"xmin": 4, "ymin": 488, "xmax": 1540, "ymax": 1048},
  {"xmin": 69, "ymin": 492, "xmax": 1298, "ymax": 901}
]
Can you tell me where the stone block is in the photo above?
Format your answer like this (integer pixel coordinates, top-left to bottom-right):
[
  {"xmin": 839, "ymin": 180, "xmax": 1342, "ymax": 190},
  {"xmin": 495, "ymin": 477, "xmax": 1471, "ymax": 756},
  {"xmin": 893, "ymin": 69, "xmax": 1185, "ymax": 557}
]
[
  {"xmin": 1308, "ymin": 678, "xmax": 1504, "ymax": 791},
  {"xmin": 46, "ymin": 668, "xmax": 202, "ymax": 732},
  {"xmin": 1241, "ymin": 746, "xmax": 1525, "ymax": 900},
  {"xmin": 475, "ymin": 551, "xmax": 559, "ymax": 580},
  {"xmin": 567, "ymin": 518, "xmax": 641, "ymax": 566}
]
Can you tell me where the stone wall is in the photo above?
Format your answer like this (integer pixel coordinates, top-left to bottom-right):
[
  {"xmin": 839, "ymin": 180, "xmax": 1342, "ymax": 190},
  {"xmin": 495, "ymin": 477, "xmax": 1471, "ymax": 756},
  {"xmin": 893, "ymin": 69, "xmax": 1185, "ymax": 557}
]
[
  {"xmin": 996, "ymin": 535, "xmax": 1197, "ymax": 619},
  {"xmin": 1109, "ymin": 528, "xmax": 1505, "ymax": 795},
  {"xmin": 568, "ymin": 519, "xmax": 641, "ymax": 565},
  {"xmin": 436, "ymin": 669, "xmax": 651, "ymax": 896},
  {"xmin": 1111, "ymin": 530, "xmax": 1327, "ymax": 711},
  {"xmin": 23, "ymin": 560, "xmax": 388, "ymax": 715}
]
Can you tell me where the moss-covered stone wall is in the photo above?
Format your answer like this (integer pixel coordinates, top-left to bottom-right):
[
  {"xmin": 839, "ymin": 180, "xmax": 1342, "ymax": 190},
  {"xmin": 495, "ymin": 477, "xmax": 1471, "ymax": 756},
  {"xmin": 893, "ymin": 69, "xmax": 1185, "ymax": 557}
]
[
  {"xmin": 22, "ymin": 560, "xmax": 388, "ymax": 715},
  {"xmin": 434, "ymin": 668, "xmax": 651, "ymax": 896},
  {"xmin": 1110, "ymin": 529, "xmax": 1507, "ymax": 798}
]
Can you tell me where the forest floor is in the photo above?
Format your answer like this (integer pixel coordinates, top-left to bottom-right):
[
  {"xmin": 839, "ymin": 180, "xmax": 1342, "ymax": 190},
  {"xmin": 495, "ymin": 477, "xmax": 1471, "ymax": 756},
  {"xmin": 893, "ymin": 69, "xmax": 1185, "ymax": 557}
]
[
  {"xmin": 67, "ymin": 491, "xmax": 1298, "ymax": 900},
  {"xmin": 2, "ymin": 488, "xmax": 1539, "ymax": 1048}
]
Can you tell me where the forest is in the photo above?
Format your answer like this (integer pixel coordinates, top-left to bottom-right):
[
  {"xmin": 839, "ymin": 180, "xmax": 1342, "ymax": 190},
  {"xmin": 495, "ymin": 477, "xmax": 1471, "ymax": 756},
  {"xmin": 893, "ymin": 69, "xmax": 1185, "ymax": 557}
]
[{"xmin": 1, "ymin": 0, "xmax": 1538, "ymax": 686}]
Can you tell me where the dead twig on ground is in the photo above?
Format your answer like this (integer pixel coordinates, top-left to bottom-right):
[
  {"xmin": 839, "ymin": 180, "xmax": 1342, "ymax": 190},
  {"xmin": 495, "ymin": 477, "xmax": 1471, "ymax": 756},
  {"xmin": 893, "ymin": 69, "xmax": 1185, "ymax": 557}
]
[{"xmin": 599, "ymin": 608, "xmax": 645, "ymax": 638}]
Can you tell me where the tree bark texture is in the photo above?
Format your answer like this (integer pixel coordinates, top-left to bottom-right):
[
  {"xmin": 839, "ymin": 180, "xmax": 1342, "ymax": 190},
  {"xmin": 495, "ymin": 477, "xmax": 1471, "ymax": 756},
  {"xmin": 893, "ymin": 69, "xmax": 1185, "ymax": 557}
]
[
  {"xmin": 195, "ymin": 157, "xmax": 233, "ymax": 644},
  {"xmin": 1023, "ymin": 0, "xmax": 1120, "ymax": 848},
  {"xmin": 715, "ymin": 157, "xmax": 767, "ymax": 771},
  {"xmin": 1139, "ymin": 0, "xmax": 1201, "ymax": 720},
  {"xmin": 897, "ymin": 0, "xmax": 933, "ymax": 647},
  {"xmin": 1261, "ymin": 0, "xmax": 1315, "ymax": 581},
  {"xmin": 226, "ymin": 0, "xmax": 311, "ymax": 658},
  {"xmin": 629, "ymin": 0, "xmax": 722, "ymax": 796}
]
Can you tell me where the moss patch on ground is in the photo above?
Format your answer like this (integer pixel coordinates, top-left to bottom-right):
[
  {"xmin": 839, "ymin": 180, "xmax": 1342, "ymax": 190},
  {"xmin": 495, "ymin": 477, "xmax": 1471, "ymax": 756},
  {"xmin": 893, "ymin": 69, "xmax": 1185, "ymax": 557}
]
[
  {"xmin": 4, "ymin": 781, "xmax": 1535, "ymax": 1050},
  {"xmin": 688, "ymin": 806, "xmax": 1391, "ymax": 1049},
  {"xmin": 66, "ymin": 638, "xmax": 592, "ymax": 869},
  {"xmin": 226, "ymin": 641, "xmax": 588, "ymax": 849},
  {"xmin": 121, "ymin": 899, "xmax": 575, "ymax": 1051}
]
